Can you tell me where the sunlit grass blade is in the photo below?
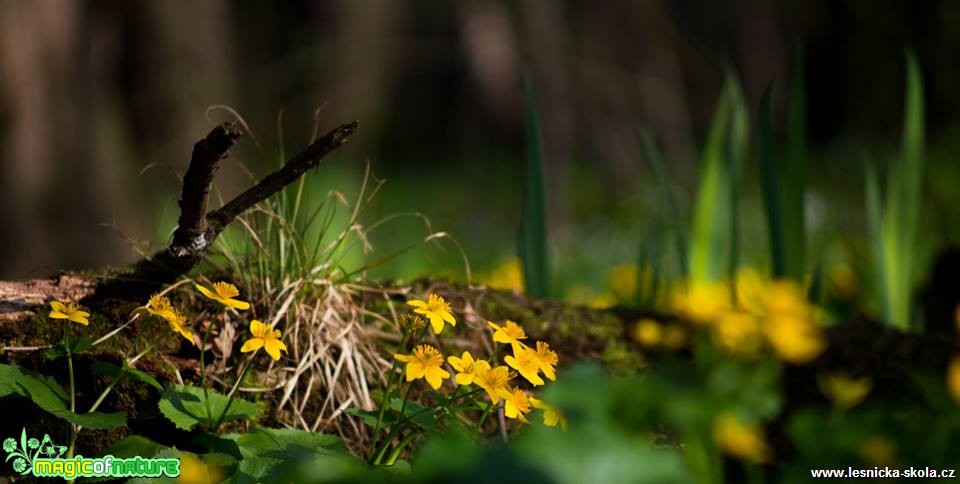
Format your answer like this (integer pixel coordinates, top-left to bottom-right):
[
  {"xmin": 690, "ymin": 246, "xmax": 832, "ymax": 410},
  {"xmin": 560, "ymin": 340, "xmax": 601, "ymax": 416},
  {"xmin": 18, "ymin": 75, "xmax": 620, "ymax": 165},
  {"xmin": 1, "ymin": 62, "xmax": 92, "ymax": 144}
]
[
  {"xmin": 864, "ymin": 157, "xmax": 886, "ymax": 315},
  {"xmin": 725, "ymin": 75, "xmax": 749, "ymax": 293},
  {"xmin": 518, "ymin": 81, "xmax": 550, "ymax": 298},
  {"xmin": 690, "ymin": 79, "xmax": 741, "ymax": 284},
  {"xmin": 783, "ymin": 49, "xmax": 807, "ymax": 281},
  {"xmin": 640, "ymin": 127, "xmax": 688, "ymax": 279},
  {"xmin": 757, "ymin": 83, "xmax": 786, "ymax": 277},
  {"xmin": 868, "ymin": 50, "xmax": 925, "ymax": 329}
]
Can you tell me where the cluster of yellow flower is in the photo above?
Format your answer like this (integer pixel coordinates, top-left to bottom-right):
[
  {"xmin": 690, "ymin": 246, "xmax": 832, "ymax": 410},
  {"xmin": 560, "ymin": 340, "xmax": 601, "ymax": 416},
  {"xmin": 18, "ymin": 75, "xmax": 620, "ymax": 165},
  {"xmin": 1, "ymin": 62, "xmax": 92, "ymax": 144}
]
[
  {"xmin": 670, "ymin": 276, "xmax": 825, "ymax": 364},
  {"xmin": 48, "ymin": 282, "xmax": 287, "ymax": 363},
  {"xmin": 393, "ymin": 293, "xmax": 566, "ymax": 429}
]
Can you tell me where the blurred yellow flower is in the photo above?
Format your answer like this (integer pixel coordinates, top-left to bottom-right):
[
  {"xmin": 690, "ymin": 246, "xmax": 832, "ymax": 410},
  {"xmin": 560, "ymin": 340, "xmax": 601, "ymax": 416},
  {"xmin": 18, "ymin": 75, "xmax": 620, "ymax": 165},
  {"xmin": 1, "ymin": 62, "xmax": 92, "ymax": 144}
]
[
  {"xmin": 488, "ymin": 320, "xmax": 528, "ymax": 353},
  {"xmin": 498, "ymin": 387, "xmax": 532, "ymax": 423},
  {"xmin": 764, "ymin": 315, "xmax": 825, "ymax": 364},
  {"xmin": 713, "ymin": 414, "xmax": 771, "ymax": 464},
  {"xmin": 530, "ymin": 397, "xmax": 567, "ymax": 431},
  {"xmin": 531, "ymin": 341, "xmax": 558, "ymax": 381},
  {"xmin": 712, "ymin": 311, "xmax": 763, "ymax": 358},
  {"xmin": 608, "ymin": 264, "xmax": 639, "ymax": 302},
  {"xmin": 818, "ymin": 373, "xmax": 872, "ymax": 409},
  {"xmin": 473, "ymin": 363, "xmax": 510, "ymax": 403},
  {"xmin": 948, "ymin": 357, "xmax": 960, "ymax": 405},
  {"xmin": 448, "ymin": 351, "xmax": 483, "ymax": 385},
  {"xmin": 177, "ymin": 452, "xmax": 222, "ymax": 484},
  {"xmin": 394, "ymin": 344, "xmax": 450, "ymax": 390},
  {"xmin": 758, "ymin": 281, "xmax": 809, "ymax": 319},
  {"xmin": 241, "ymin": 320, "xmax": 287, "ymax": 361},
  {"xmin": 479, "ymin": 258, "xmax": 524, "ymax": 293},
  {"xmin": 48, "ymin": 300, "xmax": 90, "ymax": 326},
  {"xmin": 505, "ymin": 346, "xmax": 545, "ymax": 386},
  {"xmin": 829, "ymin": 265, "xmax": 858, "ymax": 299},
  {"xmin": 735, "ymin": 268, "xmax": 767, "ymax": 314},
  {"xmin": 588, "ymin": 294, "xmax": 617, "ymax": 309},
  {"xmin": 407, "ymin": 294, "xmax": 456, "ymax": 334},
  {"xmin": 859, "ymin": 436, "xmax": 897, "ymax": 467},
  {"xmin": 195, "ymin": 282, "xmax": 251, "ymax": 310},
  {"xmin": 673, "ymin": 282, "xmax": 731, "ymax": 324},
  {"xmin": 633, "ymin": 319, "xmax": 663, "ymax": 347}
]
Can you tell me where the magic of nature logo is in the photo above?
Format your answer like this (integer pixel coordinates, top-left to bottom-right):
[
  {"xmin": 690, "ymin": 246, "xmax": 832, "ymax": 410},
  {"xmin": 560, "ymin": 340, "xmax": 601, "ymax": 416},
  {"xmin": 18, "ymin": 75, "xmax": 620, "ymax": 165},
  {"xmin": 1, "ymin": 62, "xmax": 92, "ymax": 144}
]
[{"xmin": 3, "ymin": 428, "xmax": 180, "ymax": 479}]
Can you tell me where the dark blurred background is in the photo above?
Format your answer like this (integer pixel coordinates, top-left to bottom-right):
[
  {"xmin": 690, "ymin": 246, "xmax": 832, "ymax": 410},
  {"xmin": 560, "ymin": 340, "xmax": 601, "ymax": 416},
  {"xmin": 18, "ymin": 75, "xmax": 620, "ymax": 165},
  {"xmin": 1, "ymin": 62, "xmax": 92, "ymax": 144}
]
[{"xmin": 2, "ymin": 0, "xmax": 960, "ymax": 289}]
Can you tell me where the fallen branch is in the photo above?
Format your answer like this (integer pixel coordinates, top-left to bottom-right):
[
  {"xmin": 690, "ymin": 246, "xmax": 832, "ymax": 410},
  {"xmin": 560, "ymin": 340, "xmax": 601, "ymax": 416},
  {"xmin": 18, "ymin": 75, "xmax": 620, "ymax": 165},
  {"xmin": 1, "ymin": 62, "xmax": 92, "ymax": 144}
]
[{"xmin": 89, "ymin": 120, "xmax": 358, "ymax": 303}]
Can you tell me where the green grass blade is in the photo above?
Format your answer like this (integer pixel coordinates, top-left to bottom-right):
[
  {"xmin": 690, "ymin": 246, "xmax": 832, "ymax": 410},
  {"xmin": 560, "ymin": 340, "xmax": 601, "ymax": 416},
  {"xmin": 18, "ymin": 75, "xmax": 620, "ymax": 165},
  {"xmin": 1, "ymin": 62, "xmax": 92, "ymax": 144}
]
[
  {"xmin": 757, "ymin": 83, "xmax": 786, "ymax": 277},
  {"xmin": 725, "ymin": 76, "xmax": 749, "ymax": 293},
  {"xmin": 518, "ymin": 80, "xmax": 550, "ymax": 298},
  {"xmin": 783, "ymin": 50, "xmax": 807, "ymax": 281},
  {"xmin": 882, "ymin": 50, "xmax": 925, "ymax": 329},
  {"xmin": 640, "ymin": 127, "xmax": 688, "ymax": 278},
  {"xmin": 864, "ymin": 158, "xmax": 886, "ymax": 320},
  {"xmin": 689, "ymin": 83, "xmax": 733, "ymax": 283}
]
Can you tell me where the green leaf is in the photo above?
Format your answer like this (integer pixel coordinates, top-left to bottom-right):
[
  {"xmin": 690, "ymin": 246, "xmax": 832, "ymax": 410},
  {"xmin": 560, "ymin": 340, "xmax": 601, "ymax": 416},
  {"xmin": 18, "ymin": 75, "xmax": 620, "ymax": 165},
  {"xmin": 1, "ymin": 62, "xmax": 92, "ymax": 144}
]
[
  {"xmin": 227, "ymin": 427, "xmax": 347, "ymax": 483},
  {"xmin": 44, "ymin": 336, "xmax": 92, "ymax": 361},
  {"xmin": 757, "ymin": 83, "xmax": 786, "ymax": 278},
  {"xmin": 690, "ymin": 79, "xmax": 738, "ymax": 284},
  {"xmin": 98, "ymin": 435, "xmax": 165, "ymax": 459},
  {"xmin": 640, "ymin": 127, "xmax": 688, "ymax": 280},
  {"xmin": 157, "ymin": 385, "xmax": 259, "ymax": 431},
  {"xmin": 0, "ymin": 363, "xmax": 125, "ymax": 429},
  {"xmin": 783, "ymin": 48, "xmax": 808, "ymax": 281},
  {"xmin": 518, "ymin": 78, "xmax": 550, "ymax": 298},
  {"xmin": 389, "ymin": 397, "xmax": 437, "ymax": 429},
  {"xmin": 90, "ymin": 361, "xmax": 163, "ymax": 392},
  {"xmin": 343, "ymin": 406, "xmax": 396, "ymax": 429}
]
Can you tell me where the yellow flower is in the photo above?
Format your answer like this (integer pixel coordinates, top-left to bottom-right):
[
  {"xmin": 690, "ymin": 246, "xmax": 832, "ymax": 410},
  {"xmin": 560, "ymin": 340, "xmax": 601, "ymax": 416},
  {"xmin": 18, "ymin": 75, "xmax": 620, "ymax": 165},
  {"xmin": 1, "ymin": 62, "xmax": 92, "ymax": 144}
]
[
  {"xmin": 448, "ymin": 351, "xmax": 483, "ymax": 385},
  {"xmin": 394, "ymin": 344, "xmax": 450, "ymax": 390},
  {"xmin": 195, "ymin": 282, "xmax": 251, "ymax": 310},
  {"xmin": 498, "ymin": 387, "xmax": 532, "ymax": 422},
  {"xmin": 397, "ymin": 314, "xmax": 426, "ymax": 332},
  {"xmin": 757, "ymin": 281, "xmax": 809, "ymax": 318},
  {"xmin": 504, "ymin": 346, "xmax": 545, "ymax": 386},
  {"xmin": 673, "ymin": 282, "xmax": 731, "ymax": 324},
  {"xmin": 488, "ymin": 320, "xmax": 528, "ymax": 353},
  {"xmin": 713, "ymin": 413, "xmax": 771, "ymax": 464},
  {"xmin": 948, "ymin": 357, "xmax": 960, "ymax": 405},
  {"xmin": 473, "ymin": 363, "xmax": 510, "ymax": 403},
  {"xmin": 818, "ymin": 373, "xmax": 872, "ymax": 409},
  {"xmin": 48, "ymin": 300, "xmax": 90, "ymax": 326},
  {"xmin": 712, "ymin": 311, "xmax": 763, "ymax": 357},
  {"xmin": 142, "ymin": 294, "xmax": 176, "ymax": 319},
  {"xmin": 177, "ymin": 452, "xmax": 222, "ymax": 484},
  {"xmin": 531, "ymin": 341, "xmax": 558, "ymax": 381},
  {"xmin": 633, "ymin": 319, "xmax": 663, "ymax": 347},
  {"xmin": 407, "ymin": 294, "xmax": 456, "ymax": 334},
  {"xmin": 166, "ymin": 309, "xmax": 197, "ymax": 346},
  {"xmin": 859, "ymin": 436, "xmax": 897, "ymax": 467},
  {"xmin": 764, "ymin": 315, "xmax": 825, "ymax": 364},
  {"xmin": 608, "ymin": 264, "xmax": 639, "ymax": 302},
  {"xmin": 530, "ymin": 398, "xmax": 567, "ymax": 431},
  {"xmin": 241, "ymin": 320, "xmax": 287, "ymax": 361}
]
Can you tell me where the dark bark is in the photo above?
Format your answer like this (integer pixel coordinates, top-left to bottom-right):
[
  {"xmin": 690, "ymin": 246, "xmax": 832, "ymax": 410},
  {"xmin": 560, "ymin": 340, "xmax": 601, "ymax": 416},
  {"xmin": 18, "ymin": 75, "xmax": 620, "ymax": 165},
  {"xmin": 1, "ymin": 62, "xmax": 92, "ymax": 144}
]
[{"xmin": 86, "ymin": 121, "xmax": 358, "ymax": 304}]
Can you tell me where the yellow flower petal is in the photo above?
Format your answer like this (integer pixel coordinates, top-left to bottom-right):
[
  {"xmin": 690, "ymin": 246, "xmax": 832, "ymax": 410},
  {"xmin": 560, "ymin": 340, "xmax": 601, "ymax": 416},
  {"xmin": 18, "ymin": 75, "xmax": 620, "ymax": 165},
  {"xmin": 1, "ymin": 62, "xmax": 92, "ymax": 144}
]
[
  {"xmin": 241, "ymin": 338, "xmax": 264, "ymax": 353},
  {"xmin": 264, "ymin": 338, "xmax": 286, "ymax": 361}
]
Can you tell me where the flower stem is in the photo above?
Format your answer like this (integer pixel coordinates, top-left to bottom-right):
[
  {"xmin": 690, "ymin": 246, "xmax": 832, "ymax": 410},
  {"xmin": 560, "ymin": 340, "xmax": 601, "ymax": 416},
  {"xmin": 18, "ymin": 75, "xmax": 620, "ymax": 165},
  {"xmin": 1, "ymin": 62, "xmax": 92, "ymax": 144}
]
[
  {"xmin": 213, "ymin": 355, "xmax": 253, "ymax": 431},
  {"xmin": 384, "ymin": 431, "xmax": 419, "ymax": 466},
  {"xmin": 369, "ymin": 331, "xmax": 410, "ymax": 460},
  {"xmin": 65, "ymin": 330, "xmax": 77, "ymax": 459}
]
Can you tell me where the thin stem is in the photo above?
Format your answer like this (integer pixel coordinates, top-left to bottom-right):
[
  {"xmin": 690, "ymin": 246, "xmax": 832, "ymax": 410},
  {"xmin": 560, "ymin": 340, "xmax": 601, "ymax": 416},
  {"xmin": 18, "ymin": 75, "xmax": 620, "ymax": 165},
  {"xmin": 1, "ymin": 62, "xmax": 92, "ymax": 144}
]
[
  {"xmin": 369, "ymin": 331, "xmax": 410, "ymax": 459},
  {"xmin": 384, "ymin": 432, "xmax": 419, "ymax": 466},
  {"xmin": 475, "ymin": 401, "xmax": 496, "ymax": 433},
  {"xmin": 66, "ymin": 333, "xmax": 77, "ymax": 459},
  {"xmin": 214, "ymin": 355, "xmax": 253, "ymax": 431}
]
